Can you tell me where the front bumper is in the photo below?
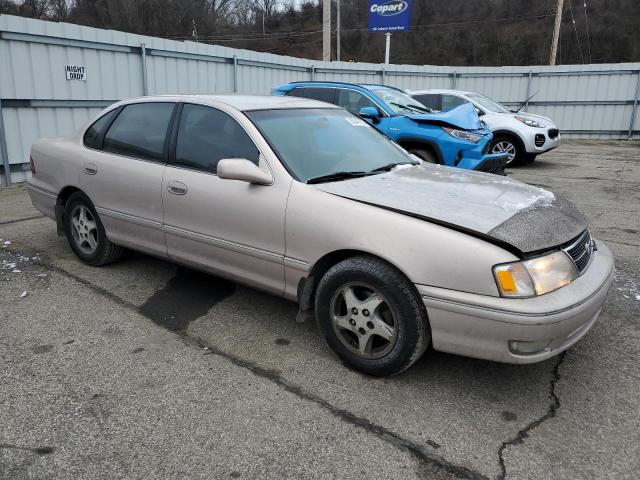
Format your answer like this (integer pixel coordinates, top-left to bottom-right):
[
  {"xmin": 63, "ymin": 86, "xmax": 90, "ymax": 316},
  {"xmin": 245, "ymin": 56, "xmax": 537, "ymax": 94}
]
[
  {"xmin": 524, "ymin": 129, "xmax": 561, "ymax": 154},
  {"xmin": 417, "ymin": 240, "xmax": 614, "ymax": 364}
]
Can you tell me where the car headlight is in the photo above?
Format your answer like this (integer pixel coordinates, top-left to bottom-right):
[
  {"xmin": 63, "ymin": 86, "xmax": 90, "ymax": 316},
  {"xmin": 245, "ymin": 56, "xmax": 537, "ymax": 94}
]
[
  {"xmin": 442, "ymin": 127, "xmax": 483, "ymax": 143},
  {"xmin": 493, "ymin": 251, "xmax": 578, "ymax": 297},
  {"xmin": 515, "ymin": 116, "xmax": 544, "ymax": 128}
]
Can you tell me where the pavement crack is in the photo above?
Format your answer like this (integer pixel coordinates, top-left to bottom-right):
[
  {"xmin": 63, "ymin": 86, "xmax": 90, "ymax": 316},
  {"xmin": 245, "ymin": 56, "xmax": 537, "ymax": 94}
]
[
  {"xmin": 0, "ymin": 214, "xmax": 44, "ymax": 226},
  {"xmin": 497, "ymin": 352, "xmax": 566, "ymax": 480},
  {"xmin": 35, "ymin": 259, "xmax": 488, "ymax": 480}
]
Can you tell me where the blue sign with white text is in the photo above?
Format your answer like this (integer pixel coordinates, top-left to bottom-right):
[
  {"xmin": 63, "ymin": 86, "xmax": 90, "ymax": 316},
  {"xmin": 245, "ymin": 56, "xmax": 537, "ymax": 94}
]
[{"xmin": 368, "ymin": 0, "xmax": 412, "ymax": 32}]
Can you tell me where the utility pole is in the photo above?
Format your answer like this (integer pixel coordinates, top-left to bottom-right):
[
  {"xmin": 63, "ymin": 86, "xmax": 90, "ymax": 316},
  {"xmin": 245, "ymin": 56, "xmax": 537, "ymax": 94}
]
[
  {"xmin": 549, "ymin": 0, "xmax": 565, "ymax": 65},
  {"xmin": 384, "ymin": 32, "xmax": 391, "ymax": 64},
  {"xmin": 322, "ymin": 0, "xmax": 331, "ymax": 61},
  {"xmin": 336, "ymin": 0, "xmax": 341, "ymax": 62}
]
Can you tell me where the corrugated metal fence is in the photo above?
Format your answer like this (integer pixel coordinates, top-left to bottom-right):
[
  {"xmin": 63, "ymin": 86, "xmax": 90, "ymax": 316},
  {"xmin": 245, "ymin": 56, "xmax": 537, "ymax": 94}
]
[{"xmin": 1, "ymin": 14, "xmax": 639, "ymax": 185}]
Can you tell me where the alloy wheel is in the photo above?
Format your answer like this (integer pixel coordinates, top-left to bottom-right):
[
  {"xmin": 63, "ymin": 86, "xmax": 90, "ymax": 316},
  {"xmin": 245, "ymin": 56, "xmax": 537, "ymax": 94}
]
[
  {"xmin": 491, "ymin": 141, "xmax": 517, "ymax": 164},
  {"xmin": 70, "ymin": 205, "xmax": 99, "ymax": 255},
  {"xmin": 329, "ymin": 283, "xmax": 398, "ymax": 359}
]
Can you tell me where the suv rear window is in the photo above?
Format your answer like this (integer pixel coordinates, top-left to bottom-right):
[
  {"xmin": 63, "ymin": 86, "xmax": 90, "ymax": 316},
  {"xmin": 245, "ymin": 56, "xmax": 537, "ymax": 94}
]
[{"xmin": 301, "ymin": 87, "xmax": 337, "ymax": 104}]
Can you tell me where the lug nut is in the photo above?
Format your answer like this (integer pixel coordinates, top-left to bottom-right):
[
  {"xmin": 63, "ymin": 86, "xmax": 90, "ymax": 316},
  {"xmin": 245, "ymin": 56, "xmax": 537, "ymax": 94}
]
[
  {"xmin": 358, "ymin": 327, "xmax": 366, "ymax": 335},
  {"xmin": 351, "ymin": 307, "xmax": 358, "ymax": 315},
  {"xmin": 367, "ymin": 321, "xmax": 374, "ymax": 330},
  {"xmin": 362, "ymin": 309, "xmax": 370, "ymax": 317},
  {"xmin": 349, "ymin": 318, "xmax": 356, "ymax": 326}
]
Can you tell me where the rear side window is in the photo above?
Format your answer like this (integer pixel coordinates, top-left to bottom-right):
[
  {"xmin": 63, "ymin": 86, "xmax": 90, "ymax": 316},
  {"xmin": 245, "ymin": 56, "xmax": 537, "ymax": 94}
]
[
  {"xmin": 302, "ymin": 87, "xmax": 337, "ymax": 104},
  {"xmin": 286, "ymin": 87, "xmax": 306, "ymax": 97},
  {"xmin": 83, "ymin": 108, "xmax": 120, "ymax": 149},
  {"xmin": 174, "ymin": 104, "xmax": 260, "ymax": 174},
  {"xmin": 103, "ymin": 103, "xmax": 175, "ymax": 162},
  {"xmin": 414, "ymin": 94, "xmax": 442, "ymax": 111},
  {"xmin": 442, "ymin": 95, "xmax": 468, "ymax": 111},
  {"xmin": 337, "ymin": 89, "xmax": 379, "ymax": 114}
]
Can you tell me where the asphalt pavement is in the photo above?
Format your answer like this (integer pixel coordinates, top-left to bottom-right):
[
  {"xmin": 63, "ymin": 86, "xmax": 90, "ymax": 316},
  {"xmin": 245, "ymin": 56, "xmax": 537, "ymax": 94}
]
[{"xmin": 1, "ymin": 141, "xmax": 639, "ymax": 479}]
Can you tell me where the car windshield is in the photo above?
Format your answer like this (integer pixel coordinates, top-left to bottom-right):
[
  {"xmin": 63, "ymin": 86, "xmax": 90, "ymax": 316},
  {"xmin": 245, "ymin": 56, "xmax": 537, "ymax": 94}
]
[
  {"xmin": 246, "ymin": 108, "xmax": 415, "ymax": 183},
  {"xmin": 367, "ymin": 87, "xmax": 432, "ymax": 115},
  {"xmin": 467, "ymin": 93, "xmax": 511, "ymax": 113}
]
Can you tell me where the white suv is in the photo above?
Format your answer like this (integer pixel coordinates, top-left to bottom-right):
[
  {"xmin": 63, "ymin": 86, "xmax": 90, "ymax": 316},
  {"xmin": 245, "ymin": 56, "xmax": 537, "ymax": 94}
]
[{"xmin": 410, "ymin": 89, "xmax": 560, "ymax": 166}]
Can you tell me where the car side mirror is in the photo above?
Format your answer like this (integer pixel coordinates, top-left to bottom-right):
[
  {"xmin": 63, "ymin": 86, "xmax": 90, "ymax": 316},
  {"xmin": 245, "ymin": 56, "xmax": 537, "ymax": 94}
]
[
  {"xmin": 358, "ymin": 106, "xmax": 381, "ymax": 123},
  {"xmin": 475, "ymin": 107, "xmax": 485, "ymax": 116},
  {"xmin": 217, "ymin": 159, "xmax": 273, "ymax": 185}
]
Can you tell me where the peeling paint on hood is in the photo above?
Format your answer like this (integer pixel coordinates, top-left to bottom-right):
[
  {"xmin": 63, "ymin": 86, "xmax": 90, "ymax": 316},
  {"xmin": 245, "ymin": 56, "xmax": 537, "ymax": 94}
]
[
  {"xmin": 406, "ymin": 103, "xmax": 483, "ymax": 131},
  {"xmin": 313, "ymin": 164, "xmax": 587, "ymax": 254}
]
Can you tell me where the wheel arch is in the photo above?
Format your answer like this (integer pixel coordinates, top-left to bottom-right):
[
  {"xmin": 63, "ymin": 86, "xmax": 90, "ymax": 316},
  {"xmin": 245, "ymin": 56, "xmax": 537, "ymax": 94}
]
[
  {"xmin": 296, "ymin": 248, "xmax": 418, "ymax": 319},
  {"xmin": 55, "ymin": 186, "xmax": 87, "ymax": 235},
  {"xmin": 396, "ymin": 137, "xmax": 444, "ymax": 164},
  {"xmin": 491, "ymin": 130, "xmax": 526, "ymax": 152}
]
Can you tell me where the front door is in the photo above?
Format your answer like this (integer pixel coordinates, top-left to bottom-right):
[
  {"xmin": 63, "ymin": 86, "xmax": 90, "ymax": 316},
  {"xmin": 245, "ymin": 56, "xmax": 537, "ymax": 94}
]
[{"xmin": 161, "ymin": 103, "xmax": 289, "ymax": 295}]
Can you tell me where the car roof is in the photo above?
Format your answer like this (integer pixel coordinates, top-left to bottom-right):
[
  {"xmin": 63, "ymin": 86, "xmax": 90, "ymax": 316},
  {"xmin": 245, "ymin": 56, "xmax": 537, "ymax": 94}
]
[
  {"xmin": 410, "ymin": 89, "xmax": 473, "ymax": 96},
  {"xmin": 115, "ymin": 94, "xmax": 340, "ymax": 112},
  {"xmin": 285, "ymin": 81, "xmax": 405, "ymax": 94}
]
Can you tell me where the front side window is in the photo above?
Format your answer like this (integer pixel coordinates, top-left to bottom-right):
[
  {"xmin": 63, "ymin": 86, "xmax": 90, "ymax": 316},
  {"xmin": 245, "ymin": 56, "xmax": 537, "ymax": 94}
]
[
  {"xmin": 286, "ymin": 87, "xmax": 306, "ymax": 98},
  {"xmin": 367, "ymin": 87, "xmax": 431, "ymax": 115},
  {"xmin": 83, "ymin": 108, "xmax": 120, "ymax": 149},
  {"xmin": 103, "ymin": 103, "xmax": 175, "ymax": 162},
  {"xmin": 302, "ymin": 87, "xmax": 337, "ymax": 104},
  {"xmin": 174, "ymin": 104, "xmax": 260, "ymax": 174},
  {"xmin": 442, "ymin": 95, "xmax": 468, "ymax": 111},
  {"xmin": 337, "ymin": 89, "xmax": 379, "ymax": 115},
  {"xmin": 247, "ymin": 108, "xmax": 414, "ymax": 182},
  {"xmin": 413, "ymin": 94, "xmax": 441, "ymax": 111}
]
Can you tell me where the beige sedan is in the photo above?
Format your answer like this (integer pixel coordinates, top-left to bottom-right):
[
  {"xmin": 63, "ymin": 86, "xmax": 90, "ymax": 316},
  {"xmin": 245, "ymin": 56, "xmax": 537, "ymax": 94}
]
[{"xmin": 27, "ymin": 95, "xmax": 613, "ymax": 376}]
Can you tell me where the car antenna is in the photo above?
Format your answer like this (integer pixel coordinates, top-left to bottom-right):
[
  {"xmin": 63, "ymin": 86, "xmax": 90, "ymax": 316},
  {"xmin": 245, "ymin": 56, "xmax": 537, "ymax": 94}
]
[{"xmin": 514, "ymin": 91, "xmax": 538, "ymax": 112}]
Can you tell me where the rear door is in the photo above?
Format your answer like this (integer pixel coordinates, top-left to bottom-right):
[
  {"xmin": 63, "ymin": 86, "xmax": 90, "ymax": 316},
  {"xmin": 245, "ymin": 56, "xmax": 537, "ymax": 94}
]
[
  {"xmin": 161, "ymin": 103, "xmax": 289, "ymax": 295},
  {"xmin": 80, "ymin": 101, "xmax": 176, "ymax": 257}
]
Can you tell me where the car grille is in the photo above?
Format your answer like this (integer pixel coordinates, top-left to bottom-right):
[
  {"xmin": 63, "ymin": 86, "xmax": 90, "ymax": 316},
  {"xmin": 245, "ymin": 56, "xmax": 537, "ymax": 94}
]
[
  {"xmin": 535, "ymin": 134, "xmax": 546, "ymax": 147},
  {"xmin": 562, "ymin": 230, "xmax": 594, "ymax": 274},
  {"xmin": 548, "ymin": 128, "xmax": 559, "ymax": 139}
]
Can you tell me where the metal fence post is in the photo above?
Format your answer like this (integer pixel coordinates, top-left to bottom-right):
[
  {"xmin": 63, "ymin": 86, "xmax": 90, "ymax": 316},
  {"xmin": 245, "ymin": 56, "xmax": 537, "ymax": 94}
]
[
  {"xmin": 381, "ymin": 68, "xmax": 386, "ymax": 84},
  {"xmin": 525, "ymin": 70, "xmax": 533, "ymax": 109},
  {"xmin": 310, "ymin": 65, "xmax": 315, "ymax": 81},
  {"xmin": 141, "ymin": 43, "xmax": 148, "ymax": 96},
  {"xmin": 233, "ymin": 55, "xmax": 238, "ymax": 92},
  {"xmin": 628, "ymin": 70, "xmax": 640, "ymax": 140},
  {"xmin": 0, "ymin": 100, "xmax": 10, "ymax": 187},
  {"xmin": 451, "ymin": 71, "xmax": 457, "ymax": 89}
]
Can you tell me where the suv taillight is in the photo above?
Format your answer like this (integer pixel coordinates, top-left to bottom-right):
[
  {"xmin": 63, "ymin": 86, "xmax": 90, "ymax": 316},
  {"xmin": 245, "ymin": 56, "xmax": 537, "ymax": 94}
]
[{"xmin": 29, "ymin": 155, "xmax": 36, "ymax": 174}]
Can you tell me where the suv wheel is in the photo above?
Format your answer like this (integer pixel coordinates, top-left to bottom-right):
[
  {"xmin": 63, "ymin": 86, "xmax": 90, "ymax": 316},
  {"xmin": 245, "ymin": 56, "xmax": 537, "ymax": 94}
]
[
  {"xmin": 64, "ymin": 192, "xmax": 123, "ymax": 266},
  {"xmin": 491, "ymin": 135, "xmax": 522, "ymax": 166},
  {"xmin": 315, "ymin": 256, "xmax": 430, "ymax": 376},
  {"xmin": 408, "ymin": 148, "xmax": 438, "ymax": 164}
]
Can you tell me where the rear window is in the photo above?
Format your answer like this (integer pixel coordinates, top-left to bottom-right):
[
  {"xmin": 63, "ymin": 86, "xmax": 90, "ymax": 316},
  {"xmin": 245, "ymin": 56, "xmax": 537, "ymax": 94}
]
[
  {"xmin": 103, "ymin": 103, "xmax": 175, "ymax": 162},
  {"xmin": 302, "ymin": 87, "xmax": 337, "ymax": 104}
]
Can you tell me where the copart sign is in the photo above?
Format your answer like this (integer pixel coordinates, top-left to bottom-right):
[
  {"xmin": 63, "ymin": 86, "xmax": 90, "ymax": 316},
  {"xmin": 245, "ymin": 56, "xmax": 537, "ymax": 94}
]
[{"xmin": 368, "ymin": 0, "xmax": 412, "ymax": 32}]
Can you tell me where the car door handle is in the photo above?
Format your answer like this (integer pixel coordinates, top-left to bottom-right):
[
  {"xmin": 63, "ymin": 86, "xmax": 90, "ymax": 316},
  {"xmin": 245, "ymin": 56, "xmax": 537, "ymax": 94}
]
[
  {"xmin": 83, "ymin": 164, "xmax": 97, "ymax": 175},
  {"xmin": 167, "ymin": 181, "xmax": 187, "ymax": 195}
]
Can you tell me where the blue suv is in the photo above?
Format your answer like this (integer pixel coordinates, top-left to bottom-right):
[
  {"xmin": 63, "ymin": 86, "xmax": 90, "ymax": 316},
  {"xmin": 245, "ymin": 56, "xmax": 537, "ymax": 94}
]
[{"xmin": 273, "ymin": 82, "xmax": 507, "ymax": 173}]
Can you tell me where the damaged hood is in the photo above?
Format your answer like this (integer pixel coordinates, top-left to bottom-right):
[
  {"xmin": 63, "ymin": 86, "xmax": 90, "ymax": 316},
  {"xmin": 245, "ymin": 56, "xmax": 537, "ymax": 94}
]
[
  {"xmin": 313, "ymin": 164, "xmax": 587, "ymax": 254},
  {"xmin": 406, "ymin": 103, "xmax": 483, "ymax": 131}
]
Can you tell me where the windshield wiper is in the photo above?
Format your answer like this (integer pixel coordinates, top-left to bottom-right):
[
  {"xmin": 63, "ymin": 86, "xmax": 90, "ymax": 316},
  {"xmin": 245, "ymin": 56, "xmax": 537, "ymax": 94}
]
[
  {"xmin": 369, "ymin": 162, "xmax": 417, "ymax": 173},
  {"xmin": 306, "ymin": 171, "xmax": 372, "ymax": 184},
  {"xmin": 390, "ymin": 102, "xmax": 431, "ymax": 114}
]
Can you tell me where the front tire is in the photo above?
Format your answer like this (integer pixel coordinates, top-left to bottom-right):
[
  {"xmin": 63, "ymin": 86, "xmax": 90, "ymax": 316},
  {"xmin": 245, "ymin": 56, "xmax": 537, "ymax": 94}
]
[
  {"xmin": 315, "ymin": 256, "xmax": 431, "ymax": 376},
  {"xmin": 64, "ymin": 192, "xmax": 123, "ymax": 266},
  {"xmin": 490, "ymin": 135, "xmax": 523, "ymax": 166},
  {"xmin": 408, "ymin": 148, "xmax": 438, "ymax": 164}
]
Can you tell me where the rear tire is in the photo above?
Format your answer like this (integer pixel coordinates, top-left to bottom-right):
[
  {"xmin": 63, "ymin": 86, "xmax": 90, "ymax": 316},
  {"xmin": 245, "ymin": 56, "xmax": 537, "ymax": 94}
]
[
  {"xmin": 64, "ymin": 192, "xmax": 123, "ymax": 266},
  {"xmin": 408, "ymin": 148, "xmax": 438, "ymax": 164},
  {"xmin": 490, "ymin": 135, "xmax": 523, "ymax": 166},
  {"xmin": 315, "ymin": 256, "xmax": 430, "ymax": 376}
]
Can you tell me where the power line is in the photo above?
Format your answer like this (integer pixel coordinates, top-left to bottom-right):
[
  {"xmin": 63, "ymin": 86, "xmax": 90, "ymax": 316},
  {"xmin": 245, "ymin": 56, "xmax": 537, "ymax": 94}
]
[
  {"xmin": 583, "ymin": 0, "xmax": 592, "ymax": 63},
  {"xmin": 567, "ymin": 0, "xmax": 585, "ymax": 63}
]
